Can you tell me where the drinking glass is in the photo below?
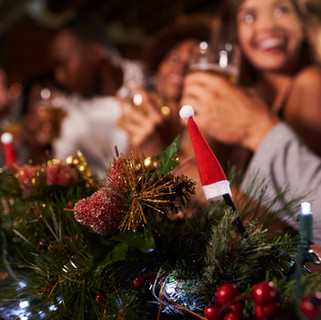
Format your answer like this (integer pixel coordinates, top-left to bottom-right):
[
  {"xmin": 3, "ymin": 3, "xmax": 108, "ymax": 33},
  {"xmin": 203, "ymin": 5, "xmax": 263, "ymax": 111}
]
[{"xmin": 189, "ymin": 41, "xmax": 240, "ymax": 84}]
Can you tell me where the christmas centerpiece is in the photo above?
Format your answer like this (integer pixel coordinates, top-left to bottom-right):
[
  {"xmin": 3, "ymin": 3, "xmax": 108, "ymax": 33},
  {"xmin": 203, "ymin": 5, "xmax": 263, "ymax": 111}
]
[{"xmin": 0, "ymin": 109, "xmax": 321, "ymax": 320}]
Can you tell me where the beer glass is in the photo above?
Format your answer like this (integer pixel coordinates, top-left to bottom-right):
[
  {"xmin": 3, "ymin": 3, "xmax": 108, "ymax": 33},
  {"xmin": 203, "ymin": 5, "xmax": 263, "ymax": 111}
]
[{"xmin": 189, "ymin": 41, "xmax": 240, "ymax": 84}]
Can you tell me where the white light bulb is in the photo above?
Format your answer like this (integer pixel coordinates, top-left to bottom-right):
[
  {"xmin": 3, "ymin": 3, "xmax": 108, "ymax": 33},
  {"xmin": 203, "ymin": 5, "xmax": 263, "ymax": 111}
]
[{"xmin": 301, "ymin": 201, "xmax": 311, "ymax": 215}]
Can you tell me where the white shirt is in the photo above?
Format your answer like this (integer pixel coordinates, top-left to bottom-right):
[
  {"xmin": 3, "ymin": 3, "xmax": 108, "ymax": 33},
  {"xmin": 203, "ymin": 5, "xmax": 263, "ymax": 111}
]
[{"xmin": 52, "ymin": 59, "xmax": 145, "ymax": 180}]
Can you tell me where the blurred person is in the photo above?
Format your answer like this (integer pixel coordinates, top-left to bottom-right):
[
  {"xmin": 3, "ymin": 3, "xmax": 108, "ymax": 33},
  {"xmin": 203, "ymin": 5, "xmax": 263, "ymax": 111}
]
[
  {"xmin": 118, "ymin": 15, "xmax": 217, "ymax": 159},
  {"xmin": 182, "ymin": 0, "xmax": 321, "ymax": 172},
  {"xmin": 0, "ymin": 69, "xmax": 10, "ymax": 117},
  {"xmin": 180, "ymin": 0, "xmax": 321, "ymax": 237},
  {"xmin": 20, "ymin": 72, "xmax": 66, "ymax": 164},
  {"xmin": 48, "ymin": 16, "xmax": 145, "ymax": 179}
]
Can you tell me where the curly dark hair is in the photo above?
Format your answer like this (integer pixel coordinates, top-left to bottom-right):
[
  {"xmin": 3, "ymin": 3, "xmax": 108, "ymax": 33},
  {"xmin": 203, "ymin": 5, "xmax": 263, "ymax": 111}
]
[{"xmin": 143, "ymin": 14, "xmax": 218, "ymax": 74}]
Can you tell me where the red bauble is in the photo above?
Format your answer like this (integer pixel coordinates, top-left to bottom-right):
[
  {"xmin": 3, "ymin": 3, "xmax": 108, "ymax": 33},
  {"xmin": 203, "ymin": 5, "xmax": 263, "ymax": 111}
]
[
  {"xmin": 133, "ymin": 276, "xmax": 145, "ymax": 288},
  {"xmin": 95, "ymin": 292, "xmax": 105, "ymax": 302},
  {"xmin": 73, "ymin": 188, "xmax": 126, "ymax": 236},
  {"xmin": 204, "ymin": 305, "xmax": 221, "ymax": 320},
  {"xmin": 224, "ymin": 311, "xmax": 242, "ymax": 320},
  {"xmin": 300, "ymin": 293, "xmax": 321, "ymax": 319},
  {"xmin": 216, "ymin": 283, "xmax": 239, "ymax": 305},
  {"xmin": 252, "ymin": 281, "xmax": 277, "ymax": 306}
]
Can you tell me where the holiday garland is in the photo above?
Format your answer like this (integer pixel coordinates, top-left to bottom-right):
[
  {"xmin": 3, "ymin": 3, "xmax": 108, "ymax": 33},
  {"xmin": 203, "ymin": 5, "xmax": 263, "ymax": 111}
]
[{"xmin": 0, "ymin": 136, "xmax": 321, "ymax": 320}]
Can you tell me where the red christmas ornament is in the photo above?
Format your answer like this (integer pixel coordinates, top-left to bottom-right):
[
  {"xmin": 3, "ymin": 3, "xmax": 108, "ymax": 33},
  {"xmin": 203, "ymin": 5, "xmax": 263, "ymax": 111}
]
[
  {"xmin": 300, "ymin": 293, "xmax": 321, "ymax": 319},
  {"xmin": 95, "ymin": 292, "xmax": 105, "ymax": 302},
  {"xmin": 133, "ymin": 276, "xmax": 145, "ymax": 288},
  {"xmin": 204, "ymin": 305, "xmax": 220, "ymax": 320},
  {"xmin": 216, "ymin": 283, "xmax": 239, "ymax": 306},
  {"xmin": 46, "ymin": 163, "xmax": 78, "ymax": 186},
  {"xmin": 107, "ymin": 157, "xmax": 127, "ymax": 189},
  {"xmin": 252, "ymin": 281, "xmax": 277, "ymax": 306},
  {"xmin": 73, "ymin": 188, "xmax": 126, "ymax": 236},
  {"xmin": 224, "ymin": 311, "xmax": 242, "ymax": 320}
]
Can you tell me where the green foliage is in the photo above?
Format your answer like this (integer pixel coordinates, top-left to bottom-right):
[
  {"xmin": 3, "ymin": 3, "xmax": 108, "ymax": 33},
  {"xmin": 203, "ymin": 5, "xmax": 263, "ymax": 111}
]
[
  {"xmin": 202, "ymin": 210, "xmax": 295, "ymax": 293},
  {"xmin": 1, "ymin": 139, "xmax": 321, "ymax": 319},
  {"xmin": 156, "ymin": 134, "xmax": 181, "ymax": 175}
]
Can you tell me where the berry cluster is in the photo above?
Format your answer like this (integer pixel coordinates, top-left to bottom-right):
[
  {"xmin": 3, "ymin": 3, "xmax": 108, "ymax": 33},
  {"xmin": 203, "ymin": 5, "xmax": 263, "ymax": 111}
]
[
  {"xmin": 204, "ymin": 283, "xmax": 243, "ymax": 320},
  {"xmin": 252, "ymin": 281, "xmax": 280, "ymax": 319}
]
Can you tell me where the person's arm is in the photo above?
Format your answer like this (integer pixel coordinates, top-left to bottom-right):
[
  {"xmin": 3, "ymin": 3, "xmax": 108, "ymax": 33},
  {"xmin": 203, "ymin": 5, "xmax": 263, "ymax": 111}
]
[
  {"xmin": 242, "ymin": 123, "xmax": 321, "ymax": 245},
  {"xmin": 284, "ymin": 66, "xmax": 321, "ymax": 156}
]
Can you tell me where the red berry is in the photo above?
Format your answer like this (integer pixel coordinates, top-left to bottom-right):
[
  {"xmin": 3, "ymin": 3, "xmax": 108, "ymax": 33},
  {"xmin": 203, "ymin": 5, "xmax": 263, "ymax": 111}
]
[
  {"xmin": 300, "ymin": 293, "xmax": 321, "ymax": 319},
  {"xmin": 228, "ymin": 301, "xmax": 243, "ymax": 313},
  {"xmin": 252, "ymin": 281, "xmax": 277, "ymax": 306},
  {"xmin": 216, "ymin": 283, "xmax": 239, "ymax": 305},
  {"xmin": 95, "ymin": 292, "xmax": 105, "ymax": 302},
  {"xmin": 149, "ymin": 275, "xmax": 156, "ymax": 284},
  {"xmin": 261, "ymin": 301, "xmax": 281, "ymax": 317},
  {"xmin": 254, "ymin": 305, "xmax": 265, "ymax": 319},
  {"xmin": 224, "ymin": 311, "xmax": 242, "ymax": 320},
  {"xmin": 204, "ymin": 305, "xmax": 221, "ymax": 320},
  {"xmin": 133, "ymin": 275, "xmax": 145, "ymax": 288},
  {"xmin": 66, "ymin": 200, "xmax": 74, "ymax": 209}
]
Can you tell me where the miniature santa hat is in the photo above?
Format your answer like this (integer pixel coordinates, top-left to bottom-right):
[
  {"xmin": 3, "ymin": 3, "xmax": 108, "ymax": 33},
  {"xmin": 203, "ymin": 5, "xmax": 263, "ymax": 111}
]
[
  {"xmin": 179, "ymin": 105, "xmax": 231, "ymax": 201},
  {"xmin": 1, "ymin": 132, "xmax": 18, "ymax": 168}
]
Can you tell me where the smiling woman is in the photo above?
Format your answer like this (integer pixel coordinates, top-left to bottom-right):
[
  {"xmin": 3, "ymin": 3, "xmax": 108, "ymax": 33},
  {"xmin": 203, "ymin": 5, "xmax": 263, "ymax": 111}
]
[{"xmin": 217, "ymin": 0, "xmax": 321, "ymax": 158}]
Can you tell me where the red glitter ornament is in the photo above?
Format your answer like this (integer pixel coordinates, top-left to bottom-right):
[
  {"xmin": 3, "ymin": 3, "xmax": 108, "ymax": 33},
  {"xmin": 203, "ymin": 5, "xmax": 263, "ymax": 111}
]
[
  {"xmin": 107, "ymin": 157, "xmax": 127, "ymax": 189},
  {"xmin": 204, "ymin": 305, "xmax": 220, "ymax": 320},
  {"xmin": 252, "ymin": 281, "xmax": 277, "ymax": 306},
  {"xmin": 46, "ymin": 163, "xmax": 78, "ymax": 186},
  {"xmin": 73, "ymin": 187, "xmax": 126, "ymax": 236},
  {"xmin": 216, "ymin": 283, "xmax": 239, "ymax": 306}
]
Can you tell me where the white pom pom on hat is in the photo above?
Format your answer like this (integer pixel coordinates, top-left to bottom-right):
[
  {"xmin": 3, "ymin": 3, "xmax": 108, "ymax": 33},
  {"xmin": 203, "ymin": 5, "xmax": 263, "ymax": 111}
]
[
  {"xmin": 179, "ymin": 105, "xmax": 194, "ymax": 120},
  {"xmin": 1, "ymin": 132, "xmax": 13, "ymax": 144}
]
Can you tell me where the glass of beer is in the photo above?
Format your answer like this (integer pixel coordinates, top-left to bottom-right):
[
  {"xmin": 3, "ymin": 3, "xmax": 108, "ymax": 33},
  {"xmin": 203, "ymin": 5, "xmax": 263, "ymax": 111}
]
[{"xmin": 189, "ymin": 41, "xmax": 240, "ymax": 85}]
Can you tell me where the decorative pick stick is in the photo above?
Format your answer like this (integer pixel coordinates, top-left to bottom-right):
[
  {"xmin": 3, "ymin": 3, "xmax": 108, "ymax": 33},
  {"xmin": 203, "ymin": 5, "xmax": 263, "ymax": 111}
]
[{"xmin": 179, "ymin": 105, "xmax": 245, "ymax": 235}]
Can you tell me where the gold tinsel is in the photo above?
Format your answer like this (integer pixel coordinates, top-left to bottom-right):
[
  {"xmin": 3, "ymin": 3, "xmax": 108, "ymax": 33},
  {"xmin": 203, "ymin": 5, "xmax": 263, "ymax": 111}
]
[{"xmin": 107, "ymin": 153, "xmax": 195, "ymax": 233}]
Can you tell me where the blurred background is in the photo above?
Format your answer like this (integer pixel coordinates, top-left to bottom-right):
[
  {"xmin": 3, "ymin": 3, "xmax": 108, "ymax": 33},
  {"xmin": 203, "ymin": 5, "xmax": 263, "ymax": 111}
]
[{"xmin": 0, "ymin": 0, "xmax": 221, "ymax": 96}]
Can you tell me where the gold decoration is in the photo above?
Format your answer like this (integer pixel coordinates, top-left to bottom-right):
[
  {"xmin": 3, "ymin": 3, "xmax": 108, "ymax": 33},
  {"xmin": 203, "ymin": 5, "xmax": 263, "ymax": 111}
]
[
  {"xmin": 108, "ymin": 154, "xmax": 173, "ymax": 233},
  {"xmin": 67, "ymin": 150, "xmax": 96, "ymax": 188},
  {"xmin": 143, "ymin": 156, "xmax": 160, "ymax": 172},
  {"xmin": 107, "ymin": 153, "xmax": 196, "ymax": 233}
]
